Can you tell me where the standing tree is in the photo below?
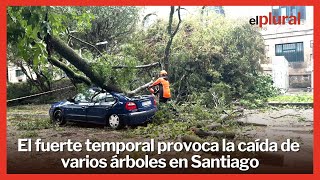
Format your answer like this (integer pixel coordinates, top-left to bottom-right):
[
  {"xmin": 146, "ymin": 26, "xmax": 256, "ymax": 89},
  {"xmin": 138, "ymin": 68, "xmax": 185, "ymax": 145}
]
[{"xmin": 163, "ymin": 6, "xmax": 182, "ymax": 72}]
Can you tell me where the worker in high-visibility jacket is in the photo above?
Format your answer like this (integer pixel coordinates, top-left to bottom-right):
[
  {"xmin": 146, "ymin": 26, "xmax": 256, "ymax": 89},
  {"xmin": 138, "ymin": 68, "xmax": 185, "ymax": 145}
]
[{"xmin": 148, "ymin": 70, "xmax": 171, "ymax": 103}]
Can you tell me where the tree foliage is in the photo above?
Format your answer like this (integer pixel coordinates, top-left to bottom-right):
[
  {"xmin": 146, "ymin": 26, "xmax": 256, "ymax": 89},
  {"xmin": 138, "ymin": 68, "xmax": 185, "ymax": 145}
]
[
  {"xmin": 7, "ymin": 6, "xmax": 141, "ymax": 93},
  {"xmin": 7, "ymin": 6, "xmax": 94, "ymax": 91},
  {"xmin": 76, "ymin": 6, "xmax": 140, "ymax": 54},
  {"xmin": 7, "ymin": 6, "xmax": 276, "ymax": 105},
  {"xmin": 124, "ymin": 11, "xmax": 269, "ymax": 105}
]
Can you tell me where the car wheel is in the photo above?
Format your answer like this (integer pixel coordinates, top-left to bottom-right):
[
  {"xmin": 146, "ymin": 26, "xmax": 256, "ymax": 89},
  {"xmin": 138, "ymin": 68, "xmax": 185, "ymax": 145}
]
[
  {"xmin": 52, "ymin": 109, "xmax": 66, "ymax": 125},
  {"xmin": 108, "ymin": 114, "xmax": 124, "ymax": 130}
]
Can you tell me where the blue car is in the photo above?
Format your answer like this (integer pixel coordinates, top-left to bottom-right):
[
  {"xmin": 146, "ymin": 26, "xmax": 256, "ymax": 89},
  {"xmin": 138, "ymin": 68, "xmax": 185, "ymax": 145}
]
[{"xmin": 49, "ymin": 88, "xmax": 157, "ymax": 129}]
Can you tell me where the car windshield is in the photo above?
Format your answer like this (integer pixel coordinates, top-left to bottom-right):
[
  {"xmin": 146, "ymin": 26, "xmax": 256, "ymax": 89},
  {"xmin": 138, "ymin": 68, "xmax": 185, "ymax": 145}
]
[
  {"xmin": 74, "ymin": 89, "xmax": 114, "ymax": 103},
  {"xmin": 92, "ymin": 93, "xmax": 106, "ymax": 102},
  {"xmin": 74, "ymin": 89, "xmax": 99, "ymax": 103}
]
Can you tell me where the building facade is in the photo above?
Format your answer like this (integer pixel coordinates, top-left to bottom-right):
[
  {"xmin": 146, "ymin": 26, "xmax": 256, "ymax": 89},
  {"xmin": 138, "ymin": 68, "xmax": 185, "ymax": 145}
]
[
  {"xmin": 7, "ymin": 63, "xmax": 30, "ymax": 83},
  {"xmin": 224, "ymin": 6, "xmax": 314, "ymax": 90},
  {"xmin": 7, "ymin": 62, "xmax": 63, "ymax": 84},
  {"xmin": 262, "ymin": 6, "xmax": 313, "ymax": 90}
]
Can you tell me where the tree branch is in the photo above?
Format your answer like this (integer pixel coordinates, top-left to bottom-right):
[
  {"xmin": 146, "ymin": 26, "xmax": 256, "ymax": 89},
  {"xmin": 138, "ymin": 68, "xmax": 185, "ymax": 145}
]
[
  {"xmin": 112, "ymin": 62, "xmax": 160, "ymax": 69},
  {"xmin": 68, "ymin": 34, "xmax": 108, "ymax": 61},
  {"xmin": 142, "ymin": 13, "xmax": 157, "ymax": 27},
  {"xmin": 16, "ymin": 61, "xmax": 43, "ymax": 92},
  {"xmin": 16, "ymin": 61, "xmax": 33, "ymax": 82},
  {"xmin": 126, "ymin": 81, "xmax": 153, "ymax": 97},
  {"xmin": 172, "ymin": 6, "xmax": 182, "ymax": 37},
  {"xmin": 48, "ymin": 57, "xmax": 92, "ymax": 86}
]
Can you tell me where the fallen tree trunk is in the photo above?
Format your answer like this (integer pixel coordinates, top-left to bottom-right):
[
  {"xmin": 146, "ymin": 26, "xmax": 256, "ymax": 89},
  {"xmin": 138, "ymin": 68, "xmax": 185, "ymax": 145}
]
[
  {"xmin": 49, "ymin": 35, "xmax": 123, "ymax": 92},
  {"xmin": 48, "ymin": 57, "xmax": 92, "ymax": 86},
  {"xmin": 45, "ymin": 34, "xmax": 156, "ymax": 96}
]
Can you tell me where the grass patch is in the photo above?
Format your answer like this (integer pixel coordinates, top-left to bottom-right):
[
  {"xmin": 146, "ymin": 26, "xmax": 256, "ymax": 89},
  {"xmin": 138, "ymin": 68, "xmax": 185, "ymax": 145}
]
[
  {"xmin": 13, "ymin": 118, "xmax": 53, "ymax": 131},
  {"xmin": 268, "ymin": 94, "xmax": 313, "ymax": 103},
  {"xmin": 8, "ymin": 114, "xmax": 48, "ymax": 121},
  {"xmin": 7, "ymin": 104, "xmax": 50, "ymax": 114},
  {"xmin": 20, "ymin": 131, "xmax": 38, "ymax": 138}
]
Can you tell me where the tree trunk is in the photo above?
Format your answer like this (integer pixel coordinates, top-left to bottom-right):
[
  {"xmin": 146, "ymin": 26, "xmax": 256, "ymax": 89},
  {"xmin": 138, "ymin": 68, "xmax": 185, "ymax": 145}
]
[
  {"xmin": 46, "ymin": 35, "xmax": 155, "ymax": 96},
  {"xmin": 48, "ymin": 57, "xmax": 92, "ymax": 86},
  {"xmin": 48, "ymin": 35, "xmax": 122, "ymax": 92},
  {"xmin": 163, "ymin": 6, "xmax": 182, "ymax": 72}
]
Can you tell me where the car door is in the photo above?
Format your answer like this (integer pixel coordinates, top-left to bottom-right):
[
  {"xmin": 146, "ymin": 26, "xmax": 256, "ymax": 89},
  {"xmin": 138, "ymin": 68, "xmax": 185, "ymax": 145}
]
[
  {"xmin": 86, "ymin": 92, "xmax": 109, "ymax": 124},
  {"xmin": 86, "ymin": 93, "xmax": 117, "ymax": 124},
  {"xmin": 64, "ymin": 93, "xmax": 88, "ymax": 122}
]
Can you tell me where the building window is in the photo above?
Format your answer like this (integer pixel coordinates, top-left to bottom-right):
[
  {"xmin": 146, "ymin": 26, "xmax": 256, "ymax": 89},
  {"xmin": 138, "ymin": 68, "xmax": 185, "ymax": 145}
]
[
  {"xmin": 275, "ymin": 42, "xmax": 304, "ymax": 62},
  {"xmin": 15, "ymin": 69, "xmax": 24, "ymax": 77},
  {"xmin": 272, "ymin": 6, "xmax": 306, "ymax": 20}
]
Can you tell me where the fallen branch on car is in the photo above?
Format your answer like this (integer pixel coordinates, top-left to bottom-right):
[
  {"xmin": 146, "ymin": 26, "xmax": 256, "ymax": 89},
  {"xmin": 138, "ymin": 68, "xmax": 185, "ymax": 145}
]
[
  {"xmin": 112, "ymin": 62, "xmax": 160, "ymax": 69},
  {"xmin": 126, "ymin": 81, "xmax": 153, "ymax": 97}
]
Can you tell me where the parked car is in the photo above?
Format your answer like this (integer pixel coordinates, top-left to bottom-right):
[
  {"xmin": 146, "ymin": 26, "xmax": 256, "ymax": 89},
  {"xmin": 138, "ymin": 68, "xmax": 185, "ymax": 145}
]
[{"xmin": 49, "ymin": 88, "xmax": 157, "ymax": 129}]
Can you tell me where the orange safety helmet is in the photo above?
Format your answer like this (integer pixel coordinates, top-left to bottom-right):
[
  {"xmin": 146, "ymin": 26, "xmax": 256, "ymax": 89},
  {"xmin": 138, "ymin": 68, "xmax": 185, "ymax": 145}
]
[{"xmin": 160, "ymin": 70, "xmax": 168, "ymax": 76}]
